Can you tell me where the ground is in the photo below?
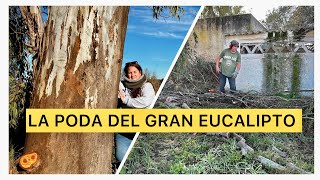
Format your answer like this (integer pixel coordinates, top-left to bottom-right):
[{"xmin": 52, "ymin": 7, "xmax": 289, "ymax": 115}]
[{"xmin": 120, "ymin": 91, "xmax": 314, "ymax": 174}]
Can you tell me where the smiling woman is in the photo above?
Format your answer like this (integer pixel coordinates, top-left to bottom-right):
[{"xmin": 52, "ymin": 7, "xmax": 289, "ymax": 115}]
[
  {"xmin": 118, "ymin": 61, "xmax": 155, "ymax": 108},
  {"xmin": 123, "ymin": 6, "xmax": 200, "ymax": 79},
  {"xmin": 116, "ymin": 61, "xmax": 156, "ymax": 162}
]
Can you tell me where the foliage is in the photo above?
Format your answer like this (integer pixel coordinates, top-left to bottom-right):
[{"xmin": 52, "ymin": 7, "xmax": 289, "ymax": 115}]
[
  {"xmin": 290, "ymin": 54, "xmax": 301, "ymax": 98},
  {"xmin": 122, "ymin": 104, "xmax": 314, "ymax": 174},
  {"xmin": 262, "ymin": 6, "xmax": 314, "ymax": 31},
  {"xmin": 289, "ymin": 6, "xmax": 314, "ymax": 30},
  {"xmin": 144, "ymin": 68, "xmax": 161, "ymax": 93},
  {"xmin": 201, "ymin": 6, "xmax": 246, "ymax": 18},
  {"xmin": 165, "ymin": 42, "xmax": 218, "ymax": 93},
  {"xmin": 9, "ymin": 6, "xmax": 33, "ymax": 129},
  {"xmin": 169, "ymin": 42, "xmax": 191, "ymax": 83},
  {"xmin": 263, "ymin": 53, "xmax": 303, "ymax": 97},
  {"xmin": 122, "ymin": 127, "xmax": 313, "ymax": 174},
  {"xmin": 9, "ymin": 7, "xmax": 33, "ymax": 170},
  {"xmin": 152, "ymin": 6, "xmax": 184, "ymax": 20}
]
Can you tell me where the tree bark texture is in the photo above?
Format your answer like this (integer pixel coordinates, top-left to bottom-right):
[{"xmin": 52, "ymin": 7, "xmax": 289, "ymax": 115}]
[
  {"xmin": 19, "ymin": 6, "xmax": 44, "ymax": 53},
  {"xmin": 23, "ymin": 6, "xmax": 129, "ymax": 174}
]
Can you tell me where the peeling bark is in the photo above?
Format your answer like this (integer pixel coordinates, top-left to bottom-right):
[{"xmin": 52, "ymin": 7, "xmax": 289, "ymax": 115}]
[
  {"xmin": 19, "ymin": 6, "xmax": 44, "ymax": 75},
  {"xmin": 19, "ymin": 6, "xmax": 44, "ymax": 52},
  {"xmin": 23, "ymin": 6, "xmax": 129, "ymax": 174}
]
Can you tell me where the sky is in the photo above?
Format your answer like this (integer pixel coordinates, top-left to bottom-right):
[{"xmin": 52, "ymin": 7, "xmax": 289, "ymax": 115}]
[
  {"xmin": 122, "ymin": 6, "xmax": 200, "ymax": 79},
  {"xmin": 243, "ymin": 5, "xmax": 282, "ymax": 22}
]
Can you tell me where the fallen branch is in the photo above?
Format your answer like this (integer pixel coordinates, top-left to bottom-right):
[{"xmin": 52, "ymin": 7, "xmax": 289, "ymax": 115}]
[
  {"xmin": 181, "ymin": 103, "xmax": 190, "ymax": 109},
  {"xmin": 257, "ymin": 155, "xmax": 286, "ymax": 171},
  {"xmin": 286, "ymin": 162, "xmax": 312, "ymax": 174},
  {"xmin": 272, "ymin": 146, "xmax": 287, "ymax": 158},
  {"xmin": 237, "ymin": 139, "xmax": 254, "ymax": 156},
  {"xmin": 156, "ymin": 91, "xmax": 313, "ymax": 110}
]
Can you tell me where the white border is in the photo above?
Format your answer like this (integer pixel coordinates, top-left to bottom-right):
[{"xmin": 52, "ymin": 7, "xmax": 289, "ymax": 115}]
[
  {"xmin": 2, "ymin": 1, "xmax": 9, "ymax": 179},
  {"xmin": 313, "ymin": 0, "xmax": 319, "ymax": 176},
  {"xmin": 2, "ymin": 1, "xmax": 320, "ymax": 180},
  {"xmin": 7, "ymin": 0, "xmax": 320, "ymax": 6}
]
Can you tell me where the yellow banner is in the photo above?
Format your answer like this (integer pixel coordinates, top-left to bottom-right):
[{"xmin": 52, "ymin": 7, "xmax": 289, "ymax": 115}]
[{"xmin": 26, "ymin": 109, "xmax": 302, "ymax": 133}]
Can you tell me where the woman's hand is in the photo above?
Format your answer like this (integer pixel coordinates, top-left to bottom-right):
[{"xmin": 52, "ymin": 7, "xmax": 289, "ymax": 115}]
[{"xmin": 118, "ymin": 90, "xmax": 125, "ymax": 102}]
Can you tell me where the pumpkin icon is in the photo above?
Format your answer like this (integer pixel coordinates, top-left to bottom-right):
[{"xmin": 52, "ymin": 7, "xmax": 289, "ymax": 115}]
[{"xmin": 18, "ymin": 152, "xmax": 40, "ymax": 171}]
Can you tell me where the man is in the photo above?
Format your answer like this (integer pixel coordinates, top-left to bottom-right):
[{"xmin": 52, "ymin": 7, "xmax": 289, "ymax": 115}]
[{"xmin": 215, "ymin": 40, "xmax": 241, "ymax": 94}]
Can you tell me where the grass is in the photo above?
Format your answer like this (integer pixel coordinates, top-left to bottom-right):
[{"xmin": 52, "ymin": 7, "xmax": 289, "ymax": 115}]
[
  {"xmin": 121, "ymin": 128, "xmax": 313, "ymax": 174},
  {"xmin": 9, "ymin": 144, "xmax": 24, "ymax": 174},
  {"xmin": 121, "ymin": 93, "xmax": 314, "ymax": 174}
]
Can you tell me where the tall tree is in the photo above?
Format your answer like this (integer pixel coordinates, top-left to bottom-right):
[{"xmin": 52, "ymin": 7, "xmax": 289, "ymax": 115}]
[
  {"xmin": 262, "ymin": 6, "xmax": 294, "ymax": 31},
  {"xmin": 262, "ymin": 6, "xmax": 314, "ymax": 31},
  {"xmin": 9, "ymin": 7, "xmax": 31, "ymax": 133},
  {"xmin": 16, "ymin": 5, "xmax": 184, "ymax": 174},
  {"xmin": 9, "ymin": 6, "xmax": 33, "ymax": 167},
  {"xmin": 20, "ymin": 6, "xmax": 129, "ymax": 174},
  {"xmin": 289, "ymin": 6, "xmax": 314, "ymax": 30}
]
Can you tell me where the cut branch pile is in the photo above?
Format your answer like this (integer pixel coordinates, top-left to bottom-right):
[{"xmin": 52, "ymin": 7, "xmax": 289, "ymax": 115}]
[
  {"xmin": 155, "ymin": 91, "xmax": 313, "ymax": 174},
  {"xmin": 156, "ymin": 90, "xmax": 313, "ymax": 112},
  {"xmin": 207, "ymin": 132, "xmax": 312, "ymax": 174}
]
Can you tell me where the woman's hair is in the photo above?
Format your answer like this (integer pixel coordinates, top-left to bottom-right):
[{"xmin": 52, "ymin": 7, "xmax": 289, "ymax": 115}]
[
  {"xmin": 124, "ymin": 61, "xmax": 143, "ymax": 77},
  {"xmin": 124, "ymin": 61, "xmax": 143, "ymax": 98}
]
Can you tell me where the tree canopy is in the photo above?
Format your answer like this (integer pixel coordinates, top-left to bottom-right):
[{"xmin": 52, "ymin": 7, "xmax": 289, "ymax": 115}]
[
  {"xmin": 9, "ymin": 6, "xmax": 32, "ymax": 129},
  {"xmin": 152, "ymin": 6, "xmax": 184, "ymax": 20},
  {"xmin": 262, "ymin": 6, "xmax": 314, "ymax": 31}
]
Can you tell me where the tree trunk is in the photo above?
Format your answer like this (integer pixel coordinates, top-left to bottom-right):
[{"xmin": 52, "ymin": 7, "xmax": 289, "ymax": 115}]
[{"xmin": 23, "ymin": 6, "xmax": 129, "ymax": 174}]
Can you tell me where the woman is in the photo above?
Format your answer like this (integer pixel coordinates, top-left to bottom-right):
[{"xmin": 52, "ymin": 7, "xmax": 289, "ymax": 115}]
[
  {"xmin": 118, "ymin": 61, "xmax": 155, "ymax": 108},
  {"xmin": 116, "ymin": 61, "xmax": 155, "ymax": 162}
]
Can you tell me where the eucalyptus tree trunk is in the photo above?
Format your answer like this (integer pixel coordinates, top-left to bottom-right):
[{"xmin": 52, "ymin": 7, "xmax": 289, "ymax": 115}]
[{"xmin": 22, "ymin": 6, "xmax": 129, "ymax": 174}]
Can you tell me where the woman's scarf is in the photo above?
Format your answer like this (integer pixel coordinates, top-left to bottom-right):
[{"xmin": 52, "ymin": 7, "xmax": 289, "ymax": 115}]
[{"xmin": 123, "ymin": 74, "xmax": 147, "ymax": 89}]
